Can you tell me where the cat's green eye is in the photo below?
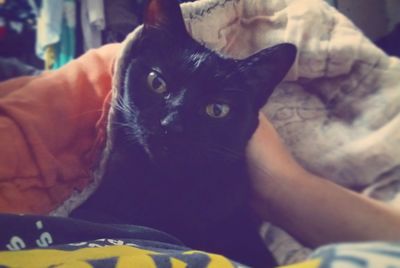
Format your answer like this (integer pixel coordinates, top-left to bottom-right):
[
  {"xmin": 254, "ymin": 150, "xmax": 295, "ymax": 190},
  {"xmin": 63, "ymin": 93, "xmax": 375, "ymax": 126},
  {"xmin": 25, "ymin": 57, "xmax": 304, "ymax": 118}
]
[
  {"xmin": 206, "ymin": 103, "xmax": 230, "ymax": 118},
  {"xmin": 147, "ymin": 71, "xmax": 167, "ymax": 94}
]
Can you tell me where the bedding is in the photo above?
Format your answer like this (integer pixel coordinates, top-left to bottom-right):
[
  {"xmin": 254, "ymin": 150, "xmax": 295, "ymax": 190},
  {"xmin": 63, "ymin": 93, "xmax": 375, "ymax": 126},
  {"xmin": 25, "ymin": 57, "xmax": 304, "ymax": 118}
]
[
  {"xmin": 0, "ymin": 0, "xmax": 399, "ymax": 264},
  {"xmin": 0, "ymin": 214, "xmax": 399, "ymax": 268},
  {"xmin": 179, "ymin": 0, "xmax": 400, "ymax": 263},
  {"xmin": 0, "ymin": 44, "xmax": 119, "ymax": 214}
]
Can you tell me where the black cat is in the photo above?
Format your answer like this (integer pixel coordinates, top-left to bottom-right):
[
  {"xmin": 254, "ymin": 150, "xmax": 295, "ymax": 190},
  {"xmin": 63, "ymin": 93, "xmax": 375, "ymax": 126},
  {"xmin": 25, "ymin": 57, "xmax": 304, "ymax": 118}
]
[{"xmin": 72, "ymin": 0, "xmax": 296, "ymax": 267}]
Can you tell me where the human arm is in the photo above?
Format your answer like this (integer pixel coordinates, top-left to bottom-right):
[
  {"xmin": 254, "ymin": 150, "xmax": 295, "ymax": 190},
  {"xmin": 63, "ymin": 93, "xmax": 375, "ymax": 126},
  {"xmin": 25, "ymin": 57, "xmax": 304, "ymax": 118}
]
[{"xmin": 246, "ymin": 113, "xmax": 400, "ymax": 247}]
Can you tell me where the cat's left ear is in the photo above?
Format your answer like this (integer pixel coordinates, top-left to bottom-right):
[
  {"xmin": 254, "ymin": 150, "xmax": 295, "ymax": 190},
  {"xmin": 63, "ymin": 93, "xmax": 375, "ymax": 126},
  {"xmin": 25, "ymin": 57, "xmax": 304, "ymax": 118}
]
[
  {"xmin": 143, "ymin": 0, "xmax": 187, "ymax": 35},
  {"xmin": 238, "ymin": 43, "xmax": 297, "ymax": 108}
]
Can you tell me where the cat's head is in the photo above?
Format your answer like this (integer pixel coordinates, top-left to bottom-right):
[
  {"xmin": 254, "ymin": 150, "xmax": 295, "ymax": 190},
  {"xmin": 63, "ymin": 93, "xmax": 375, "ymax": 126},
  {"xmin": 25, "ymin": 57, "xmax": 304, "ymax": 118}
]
[{"xmin": 114, "ymin": 0, "xmax": 296, "ymax": 168}]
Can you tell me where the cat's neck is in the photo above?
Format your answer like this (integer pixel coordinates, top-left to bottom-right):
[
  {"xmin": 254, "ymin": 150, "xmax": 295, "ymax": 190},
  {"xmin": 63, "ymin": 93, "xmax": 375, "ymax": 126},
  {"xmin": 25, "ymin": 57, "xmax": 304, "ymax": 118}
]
[
  {"xmin": 109, "ymin": 124, "xmax": 246, "ymax": 173},
  {"xmin": 108, "ymin": 138, "xmax": 245, "ymax": 179},
  {"xmin": 80, "ymin": 128, "xmax": 249, "ymax": 227}
]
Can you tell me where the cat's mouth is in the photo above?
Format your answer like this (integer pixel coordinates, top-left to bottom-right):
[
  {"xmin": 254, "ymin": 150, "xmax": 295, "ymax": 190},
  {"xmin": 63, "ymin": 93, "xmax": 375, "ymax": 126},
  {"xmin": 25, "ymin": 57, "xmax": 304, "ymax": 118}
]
[
  {"xmin": 146, "ymin": 136, "xmax": 181, "ymax": 163},
  {"xmin": 146, "ymin": 137, "xmax": 203, "ymax": 168},
  {"xmin": 145, "ymin": 134, "xmax": 242, "ymax": 168}
]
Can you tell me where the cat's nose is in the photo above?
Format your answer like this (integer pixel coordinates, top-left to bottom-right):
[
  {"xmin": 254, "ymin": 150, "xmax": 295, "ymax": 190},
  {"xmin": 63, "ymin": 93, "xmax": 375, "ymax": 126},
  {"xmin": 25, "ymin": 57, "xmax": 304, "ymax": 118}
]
[{"xmin": 160, "ymin": 113, "xmax": 183, "ymax": 134}]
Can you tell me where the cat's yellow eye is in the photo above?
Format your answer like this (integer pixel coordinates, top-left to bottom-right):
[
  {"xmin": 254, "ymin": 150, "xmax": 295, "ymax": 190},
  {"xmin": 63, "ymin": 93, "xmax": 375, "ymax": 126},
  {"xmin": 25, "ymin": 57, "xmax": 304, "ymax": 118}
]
[
  {"xmin": 147, "ymin": 71, "xmax": 167, "ymax": 94},
  {"xmin": 206, "ymin": 103, "xmax": 230, "ymax": 118}
]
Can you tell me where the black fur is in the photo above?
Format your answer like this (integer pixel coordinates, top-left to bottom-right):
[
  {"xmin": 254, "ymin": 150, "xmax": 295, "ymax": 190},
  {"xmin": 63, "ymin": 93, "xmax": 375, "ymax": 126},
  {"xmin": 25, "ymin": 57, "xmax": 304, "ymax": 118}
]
[{"xmin": 72, "ymin": 0, "xmax": 296, "ymax": 267}]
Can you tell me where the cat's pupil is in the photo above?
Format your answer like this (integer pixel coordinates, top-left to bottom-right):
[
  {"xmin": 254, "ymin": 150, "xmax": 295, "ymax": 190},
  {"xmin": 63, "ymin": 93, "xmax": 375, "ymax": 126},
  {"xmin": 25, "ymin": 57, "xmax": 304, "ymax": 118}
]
[
  {"xmin": 153, "ymin": 77, "xmax": 162, "ymax": 89},
  {"xmin": 213, "ymin": 105, "xmax": 222, "ymax": 116},
  {"xmin": 147, "ymin": 71, "xmax": 167, "ymax": 94},
  {"xmin": 206, "ymin": 103, "xmax": 230, "ymax": 118}
]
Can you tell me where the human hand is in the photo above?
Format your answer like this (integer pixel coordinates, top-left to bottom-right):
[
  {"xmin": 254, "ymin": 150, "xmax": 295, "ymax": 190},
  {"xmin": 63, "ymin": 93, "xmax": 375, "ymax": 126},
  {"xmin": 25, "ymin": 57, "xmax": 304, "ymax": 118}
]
[{"xmin": 247, "ymin": 114, "xmax": 400, "ymax": 245}]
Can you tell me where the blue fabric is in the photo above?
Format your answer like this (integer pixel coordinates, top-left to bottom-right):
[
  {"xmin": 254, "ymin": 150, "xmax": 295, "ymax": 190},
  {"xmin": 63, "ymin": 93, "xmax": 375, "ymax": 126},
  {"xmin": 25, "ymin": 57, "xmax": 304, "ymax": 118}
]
[
  {"xmin": 35, "ymin": 0, "xmax": 63, "ymax": 59},
  {"xmin": 36, "ymin": 0, "xmax": 76, "ymax": 68},
  {"xmin": 52, "ymin": 0, "xmax": 75, "ymax": 69},
  {"xmin": 310, "ymin": 241, "xmax": 400, "ymax": 268}
]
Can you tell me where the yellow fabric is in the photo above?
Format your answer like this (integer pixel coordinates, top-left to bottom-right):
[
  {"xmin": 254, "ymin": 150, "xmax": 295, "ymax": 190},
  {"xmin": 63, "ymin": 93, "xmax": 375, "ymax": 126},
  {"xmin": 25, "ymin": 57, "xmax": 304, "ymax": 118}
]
[
  {"xmin": 44, "ymin": 46, "xmax": 56, "ymax": 70},
  {"xmin": 116, "ymin": 255, "xmax": 182, "ymax": 268},
  {"xmin": 0, "ymin": 245, "xmax": 236, "ymax": 268},
  {"xmin": 278, "ymin": 259, "xmax": 321, "ymax": 268}
]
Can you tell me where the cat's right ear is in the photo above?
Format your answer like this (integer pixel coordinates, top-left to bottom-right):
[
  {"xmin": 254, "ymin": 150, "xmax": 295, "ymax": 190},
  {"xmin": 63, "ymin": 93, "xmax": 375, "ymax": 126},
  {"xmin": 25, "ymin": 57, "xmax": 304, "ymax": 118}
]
[
  {"xmin": 237, "ymin": 43, "xmax": 297, "ymax": 108},
  {"xmin": 143, "ymin": 0, "xmax": 187, "ymax": 35}
]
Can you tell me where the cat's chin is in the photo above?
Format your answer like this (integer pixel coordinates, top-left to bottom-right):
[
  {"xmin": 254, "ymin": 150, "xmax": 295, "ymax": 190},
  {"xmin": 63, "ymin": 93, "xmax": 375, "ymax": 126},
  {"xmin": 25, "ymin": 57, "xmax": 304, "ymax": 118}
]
[{"xmin": 146, "ymin": 146, "xmax": 169, "ymax": 164}]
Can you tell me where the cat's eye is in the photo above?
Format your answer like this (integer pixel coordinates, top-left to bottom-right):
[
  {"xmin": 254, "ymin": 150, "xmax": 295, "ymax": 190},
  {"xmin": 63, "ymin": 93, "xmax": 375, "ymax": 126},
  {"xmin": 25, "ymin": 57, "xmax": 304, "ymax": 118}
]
[
  {"xmin": 147, "ymin": 71, "xmax": 167, "ymax": 94},
  {"xmin": 205, "ymin": 103, "xmax": 230, "ymax": 118}
]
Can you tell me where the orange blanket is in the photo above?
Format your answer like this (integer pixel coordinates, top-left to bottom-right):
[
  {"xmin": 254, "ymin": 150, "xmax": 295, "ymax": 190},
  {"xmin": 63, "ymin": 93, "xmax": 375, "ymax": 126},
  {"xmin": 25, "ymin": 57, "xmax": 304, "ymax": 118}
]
[{"xmin": 0, "ymin": 44, "xmax": 121, "ymax": 214}]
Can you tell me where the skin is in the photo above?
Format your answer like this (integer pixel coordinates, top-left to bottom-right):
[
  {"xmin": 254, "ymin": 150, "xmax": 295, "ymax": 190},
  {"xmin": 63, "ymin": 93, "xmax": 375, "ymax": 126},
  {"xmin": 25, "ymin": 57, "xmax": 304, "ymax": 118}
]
[{"xmin": 246, "ymin": 113, "xmax": 400, "ymax": 248}]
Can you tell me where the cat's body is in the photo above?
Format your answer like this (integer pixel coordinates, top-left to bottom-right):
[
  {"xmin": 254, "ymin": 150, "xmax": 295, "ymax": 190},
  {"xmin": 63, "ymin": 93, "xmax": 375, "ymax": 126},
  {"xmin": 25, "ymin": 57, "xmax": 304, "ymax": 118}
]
[
  {"xmin": 75, "ymin": 128, "xmax": 270, "ymax": 266},
  {"xmin": 72, "ymin": 0, "xmax": 297, "ymax": 267}
]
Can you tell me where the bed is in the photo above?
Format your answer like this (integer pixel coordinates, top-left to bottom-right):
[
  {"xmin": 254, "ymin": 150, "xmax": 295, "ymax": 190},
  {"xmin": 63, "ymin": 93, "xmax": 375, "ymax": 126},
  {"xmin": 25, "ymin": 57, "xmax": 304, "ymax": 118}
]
[{"xmin": 0, "ymin": 0, "xmax": 399, "ymax": 265}]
